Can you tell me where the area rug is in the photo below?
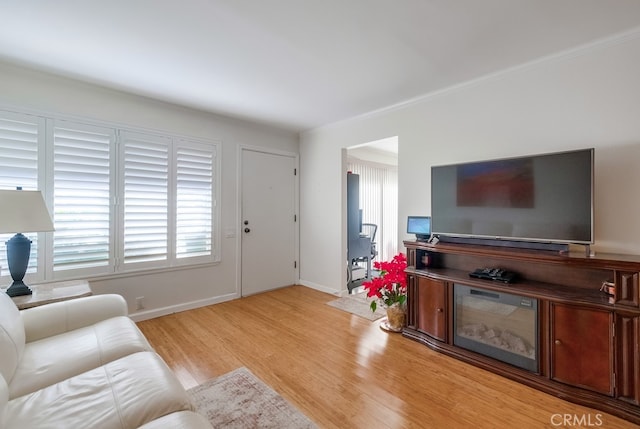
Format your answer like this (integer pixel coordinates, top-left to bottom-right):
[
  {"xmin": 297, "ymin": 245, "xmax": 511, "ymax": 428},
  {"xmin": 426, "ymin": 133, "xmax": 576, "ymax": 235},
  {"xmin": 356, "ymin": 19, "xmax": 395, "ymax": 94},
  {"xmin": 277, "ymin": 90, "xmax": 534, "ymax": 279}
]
[
  {"xmin": 327, "ymin": 291, "xmax": 386, "ymax": 321},
  {"xmin": 188, "ymin": 367, "xmax": 317, "ymax": 429}
]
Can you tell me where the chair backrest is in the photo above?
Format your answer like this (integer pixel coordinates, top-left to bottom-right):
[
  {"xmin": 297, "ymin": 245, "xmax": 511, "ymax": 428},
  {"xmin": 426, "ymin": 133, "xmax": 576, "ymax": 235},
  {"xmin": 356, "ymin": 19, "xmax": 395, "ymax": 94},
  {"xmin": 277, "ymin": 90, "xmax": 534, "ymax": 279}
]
[
  {"xmin": 0, "ymin": 292, "xmax": 26, "ymax": 384},
  {"xmin": 362, "ymin": 223, "xmax": 377, "ymax": 242},
  {"xmin": 361, "ymin": 223, "xmax": 379, "ymax": 259}
]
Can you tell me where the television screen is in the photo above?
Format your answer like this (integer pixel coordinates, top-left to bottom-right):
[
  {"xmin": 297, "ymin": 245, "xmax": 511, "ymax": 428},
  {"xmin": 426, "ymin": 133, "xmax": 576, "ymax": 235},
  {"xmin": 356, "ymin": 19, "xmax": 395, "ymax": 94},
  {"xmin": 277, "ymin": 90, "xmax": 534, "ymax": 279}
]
[
  {"xmin": 407, "ymin": 216, "xmax": 431, "ymax": 240},
  {"xmin": 431, "ymin": 149, "xmax": 594, "ymax": 244}
]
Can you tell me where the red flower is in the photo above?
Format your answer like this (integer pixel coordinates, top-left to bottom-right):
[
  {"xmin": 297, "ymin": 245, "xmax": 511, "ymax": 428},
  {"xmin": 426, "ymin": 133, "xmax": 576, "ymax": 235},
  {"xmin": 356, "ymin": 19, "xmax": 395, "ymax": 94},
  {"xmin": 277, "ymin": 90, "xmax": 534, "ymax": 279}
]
[{"xmin": 362, "ymin": 253, "xmax": 407, "ymax": 312}]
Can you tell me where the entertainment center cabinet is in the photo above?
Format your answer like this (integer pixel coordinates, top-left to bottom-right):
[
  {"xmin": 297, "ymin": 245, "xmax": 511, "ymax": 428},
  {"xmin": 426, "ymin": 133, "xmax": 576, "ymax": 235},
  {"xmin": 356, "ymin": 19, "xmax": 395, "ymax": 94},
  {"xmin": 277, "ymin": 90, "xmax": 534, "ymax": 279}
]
[{"xmin": 404, "ymin": 240, "xmax": 640, "ymax": 424}]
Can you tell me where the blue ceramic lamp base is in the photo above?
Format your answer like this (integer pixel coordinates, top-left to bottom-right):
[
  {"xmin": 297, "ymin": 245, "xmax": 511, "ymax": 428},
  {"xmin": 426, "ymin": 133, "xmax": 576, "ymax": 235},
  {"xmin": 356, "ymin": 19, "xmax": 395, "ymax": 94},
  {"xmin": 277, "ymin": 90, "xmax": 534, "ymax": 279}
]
[{"xmin": 5, "ymin": 233, "xmax": 33, "ymax": 297}]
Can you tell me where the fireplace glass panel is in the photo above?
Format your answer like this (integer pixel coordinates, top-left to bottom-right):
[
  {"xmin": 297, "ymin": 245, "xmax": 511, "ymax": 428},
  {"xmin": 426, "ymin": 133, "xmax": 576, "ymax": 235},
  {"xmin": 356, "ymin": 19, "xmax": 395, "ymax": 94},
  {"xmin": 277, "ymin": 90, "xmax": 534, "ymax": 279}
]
[{"xmin": 454, "ymin": 284, "xmax": 538, "ymax": 372}]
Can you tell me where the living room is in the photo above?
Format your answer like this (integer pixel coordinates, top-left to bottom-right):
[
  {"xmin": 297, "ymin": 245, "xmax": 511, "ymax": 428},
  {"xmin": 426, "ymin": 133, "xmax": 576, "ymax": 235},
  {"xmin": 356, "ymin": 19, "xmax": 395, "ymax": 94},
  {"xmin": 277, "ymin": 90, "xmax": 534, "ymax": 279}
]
[{"xmin": 2, "ymin": 2, "xmax": 640, "ymax": 428}]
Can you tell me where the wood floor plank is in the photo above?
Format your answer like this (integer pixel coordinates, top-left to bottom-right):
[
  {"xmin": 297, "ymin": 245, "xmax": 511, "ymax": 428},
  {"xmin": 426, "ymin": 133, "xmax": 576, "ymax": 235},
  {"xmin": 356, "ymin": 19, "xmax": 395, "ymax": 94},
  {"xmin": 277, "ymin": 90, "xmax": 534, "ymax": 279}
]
[{"xmin": 137, "ymin": 285, "xmax": 636, "ymax": 428}]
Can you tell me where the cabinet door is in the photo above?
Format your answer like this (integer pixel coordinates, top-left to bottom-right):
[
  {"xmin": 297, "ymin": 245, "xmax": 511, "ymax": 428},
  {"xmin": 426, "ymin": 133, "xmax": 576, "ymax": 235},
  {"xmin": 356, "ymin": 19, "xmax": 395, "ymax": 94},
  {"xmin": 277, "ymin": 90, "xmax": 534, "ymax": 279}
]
[
  {"xmin": 551, "ymin": 304, "xmax": 613, "ymax": 395},
  {"xmin": 416, "ymin": 277, "xmax": 447, "ymax": 342},
  {"xmin": 617, "ymin": 313, "xmax": 640, "ymax": 405}
]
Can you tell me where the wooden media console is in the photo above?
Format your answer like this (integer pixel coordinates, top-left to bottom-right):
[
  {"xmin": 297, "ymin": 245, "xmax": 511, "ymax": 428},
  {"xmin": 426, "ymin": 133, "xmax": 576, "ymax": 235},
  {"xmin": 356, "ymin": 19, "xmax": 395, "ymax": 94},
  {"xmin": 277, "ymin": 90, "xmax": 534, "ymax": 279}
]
[{"xmin": 404, "ymin": 240, "xmax": 640, "ymax": 424}]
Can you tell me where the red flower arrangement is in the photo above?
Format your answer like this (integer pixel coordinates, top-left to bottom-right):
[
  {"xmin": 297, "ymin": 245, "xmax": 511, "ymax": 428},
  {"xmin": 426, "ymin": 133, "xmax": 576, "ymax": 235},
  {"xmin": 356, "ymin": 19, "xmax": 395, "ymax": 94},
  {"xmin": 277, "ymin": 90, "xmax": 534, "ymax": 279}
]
[{"xmin": 363, "ymin": 253, "xmax": 408, "ymax": 312}]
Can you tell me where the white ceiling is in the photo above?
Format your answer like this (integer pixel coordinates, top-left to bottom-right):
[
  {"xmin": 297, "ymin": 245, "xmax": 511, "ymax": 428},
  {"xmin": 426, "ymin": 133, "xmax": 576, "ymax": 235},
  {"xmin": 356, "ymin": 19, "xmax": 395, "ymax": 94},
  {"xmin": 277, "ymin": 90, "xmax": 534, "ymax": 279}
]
[{"xmin": 1, "ymin": 1, "xmax": 640, "ymax": 132}]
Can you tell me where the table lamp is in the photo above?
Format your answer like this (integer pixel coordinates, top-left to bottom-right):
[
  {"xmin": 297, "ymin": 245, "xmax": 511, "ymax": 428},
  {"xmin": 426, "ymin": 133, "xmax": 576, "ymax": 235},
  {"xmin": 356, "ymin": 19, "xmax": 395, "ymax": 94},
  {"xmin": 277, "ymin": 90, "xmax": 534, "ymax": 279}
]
[{"xmin": 0, "ymin": 189, "xmax": 54, "ymax": 297}]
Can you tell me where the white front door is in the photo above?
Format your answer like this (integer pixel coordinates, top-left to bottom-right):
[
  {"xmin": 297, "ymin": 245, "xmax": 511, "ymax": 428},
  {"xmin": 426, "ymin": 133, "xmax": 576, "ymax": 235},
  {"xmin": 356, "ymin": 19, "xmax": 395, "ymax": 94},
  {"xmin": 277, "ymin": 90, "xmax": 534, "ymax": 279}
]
[{"xmin": 241, "ymin": 148, "xmax": 297, "ymax": 296}]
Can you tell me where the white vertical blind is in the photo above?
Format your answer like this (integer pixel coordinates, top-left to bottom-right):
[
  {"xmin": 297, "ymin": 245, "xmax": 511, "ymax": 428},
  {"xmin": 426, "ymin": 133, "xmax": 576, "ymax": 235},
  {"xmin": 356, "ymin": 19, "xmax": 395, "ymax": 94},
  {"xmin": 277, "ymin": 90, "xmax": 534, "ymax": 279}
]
[
  {"xmin": 175, "ymin": 142, "xmax": 214, "ymax": 260},
  {"xmin": 382, "ymin": 165, "xmax": 398, "ymax": 259},
  {"xmin": 121, "ymin": 131, "xmax": 169, "ymax": 265},
  {"xmin": 0, "ymin": 112, "xmax": 43, "ymax": 279},
  {"xmin": 52, "ymin": 121, "xmax": 113, "ymax": 272},
  {"xmin": 347, "ymin": 161, "xmax": 398, "ymax": 261}
]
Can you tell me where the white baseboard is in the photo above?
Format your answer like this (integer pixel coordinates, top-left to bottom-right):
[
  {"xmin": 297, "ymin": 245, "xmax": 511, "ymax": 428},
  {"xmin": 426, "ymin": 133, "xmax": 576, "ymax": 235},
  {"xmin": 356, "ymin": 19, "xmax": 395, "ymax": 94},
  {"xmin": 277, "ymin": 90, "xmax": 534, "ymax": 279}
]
[
  {"xmin": 129, "ymin": 292, "xmax": 239, "ymax": 322},
  {"xmin": 297, "ymin": 279, "xmax": 341, "ymax": 296}
]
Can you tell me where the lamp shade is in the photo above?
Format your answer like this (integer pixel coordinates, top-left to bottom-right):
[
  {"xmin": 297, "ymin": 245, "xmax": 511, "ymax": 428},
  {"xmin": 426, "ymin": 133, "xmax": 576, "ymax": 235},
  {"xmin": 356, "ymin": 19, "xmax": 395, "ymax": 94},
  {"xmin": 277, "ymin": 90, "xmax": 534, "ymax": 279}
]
[{"xmin": 0, "ymin": 190, "xmax": 54, "ymax": 233}]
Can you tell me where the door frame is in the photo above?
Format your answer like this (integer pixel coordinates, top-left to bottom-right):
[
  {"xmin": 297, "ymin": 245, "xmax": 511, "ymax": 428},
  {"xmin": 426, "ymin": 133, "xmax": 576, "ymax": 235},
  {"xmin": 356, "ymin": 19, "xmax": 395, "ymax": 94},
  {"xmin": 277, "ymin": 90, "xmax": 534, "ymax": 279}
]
[{"xmin": 237, "ymin": 145, "xmax": 299, "ymax": 296}]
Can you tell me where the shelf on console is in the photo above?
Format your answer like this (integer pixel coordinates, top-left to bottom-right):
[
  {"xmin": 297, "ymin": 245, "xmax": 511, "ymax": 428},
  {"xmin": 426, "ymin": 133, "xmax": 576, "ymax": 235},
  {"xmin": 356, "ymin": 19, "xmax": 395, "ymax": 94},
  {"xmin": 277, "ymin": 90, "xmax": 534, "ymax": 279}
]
[
  {"xmin": 406, "ymin": 266, "xmax": 613, "ymax": 308},
  {"xmin": 410, "ymin": 241, "xmax": 640, "ymax": 271}
]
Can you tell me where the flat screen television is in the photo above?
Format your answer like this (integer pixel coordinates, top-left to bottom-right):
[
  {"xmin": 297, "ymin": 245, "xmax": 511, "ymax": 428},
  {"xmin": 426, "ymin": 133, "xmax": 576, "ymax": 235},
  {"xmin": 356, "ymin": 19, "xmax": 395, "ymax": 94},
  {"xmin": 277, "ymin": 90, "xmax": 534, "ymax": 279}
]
[
  {"xmin": 407, "ymin": 216, "xmax": 431, "ymax": 241},
  {"xmin": 431, "ymin": 148, "xmax": 594, "ymax": 246}
]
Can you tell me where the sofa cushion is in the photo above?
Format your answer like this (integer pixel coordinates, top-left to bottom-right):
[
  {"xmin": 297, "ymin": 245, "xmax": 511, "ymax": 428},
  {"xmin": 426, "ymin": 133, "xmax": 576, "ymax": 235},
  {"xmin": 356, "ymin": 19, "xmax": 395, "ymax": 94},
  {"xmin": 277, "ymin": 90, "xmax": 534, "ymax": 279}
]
[
  {"xmin": 9, "ymin": 316, "xmax": 153, "ymax": 398},
  {"xmin": 0, "ymin": 293, "xmax": 25, "ymax": 384},
  {"xmin": 138, "ymin": 411, "xmax": 212, "ymax": 429},
  {"xmin": 5, "ymin": 351, "xmax": 193, "ymax": 429}
]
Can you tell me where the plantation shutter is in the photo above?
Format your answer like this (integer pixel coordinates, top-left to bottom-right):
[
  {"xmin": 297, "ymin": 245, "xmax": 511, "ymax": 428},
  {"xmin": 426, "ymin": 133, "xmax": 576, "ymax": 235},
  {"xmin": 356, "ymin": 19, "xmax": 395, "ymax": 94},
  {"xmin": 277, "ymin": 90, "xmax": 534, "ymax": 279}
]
[
  {"xmin": 52, "ymin": 120, "xmax": 113, "ymax": 272},
  {"xmin": 175, "ymin": 141, "xmax": 214, "ymax": 260},
  {"xmin": 1, "ymin": 108, "xmax": 219, "ymax": 281},
  {"xmin": 120, "ymin": 131, "xmax": 169, "ymax": 265},
  {"xmin": 0, "ymin": 111, "xmax": 43, "ymax": 278}
]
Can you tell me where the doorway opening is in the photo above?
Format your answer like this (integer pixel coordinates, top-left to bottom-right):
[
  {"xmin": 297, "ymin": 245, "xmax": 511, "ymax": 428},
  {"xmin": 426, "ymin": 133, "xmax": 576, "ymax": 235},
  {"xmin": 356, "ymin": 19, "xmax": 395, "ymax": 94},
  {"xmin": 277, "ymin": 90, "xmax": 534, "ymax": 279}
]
[{"xmin": 346, "ymin": 136, "xmax": 398, "ymax": 292}]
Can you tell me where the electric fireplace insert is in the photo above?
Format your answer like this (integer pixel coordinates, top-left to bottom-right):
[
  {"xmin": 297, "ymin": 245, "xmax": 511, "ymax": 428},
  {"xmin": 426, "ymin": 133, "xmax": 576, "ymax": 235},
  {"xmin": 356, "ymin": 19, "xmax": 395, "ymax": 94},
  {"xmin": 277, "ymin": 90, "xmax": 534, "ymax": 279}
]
[{"xmin": 454, "ymin": 284, "xmax": 538, "ymax": 372}]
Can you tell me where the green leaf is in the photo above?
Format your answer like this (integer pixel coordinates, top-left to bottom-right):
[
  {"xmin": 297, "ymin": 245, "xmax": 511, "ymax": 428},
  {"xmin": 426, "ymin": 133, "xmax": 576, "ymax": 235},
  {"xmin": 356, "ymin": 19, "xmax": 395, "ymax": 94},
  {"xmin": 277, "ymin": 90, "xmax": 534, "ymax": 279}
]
[{"xmin": 370, "ymin": 301, "xmax": 377, "ymax": 313}]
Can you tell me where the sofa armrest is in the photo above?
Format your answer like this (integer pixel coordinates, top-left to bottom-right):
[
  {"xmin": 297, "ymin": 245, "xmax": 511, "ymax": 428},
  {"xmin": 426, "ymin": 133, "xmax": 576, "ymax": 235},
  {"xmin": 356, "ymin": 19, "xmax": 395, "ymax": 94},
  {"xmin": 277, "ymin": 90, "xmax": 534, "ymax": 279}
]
[
  {"xmin": 0, "ymin": 374, "xmax": 8, "ymax": 426},
  {"xmin": 138, "ymin": 411, "xmax": 212, "ymax": 429},
  {"xmin": 21, "ymin": 294, "xmax": 128, "ymax": 343}
]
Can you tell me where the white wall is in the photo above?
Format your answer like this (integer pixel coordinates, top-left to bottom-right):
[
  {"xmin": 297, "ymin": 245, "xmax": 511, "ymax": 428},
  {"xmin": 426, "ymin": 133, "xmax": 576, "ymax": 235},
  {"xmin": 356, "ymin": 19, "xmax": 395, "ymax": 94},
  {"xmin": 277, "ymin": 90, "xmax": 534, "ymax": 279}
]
[
  {"xmin": 299, "ymin": 32, "xmax": 640, "ymax": 294},
  {"xmin": 0, "ymin": 61, "xmax": 298, "ymax": 319}
]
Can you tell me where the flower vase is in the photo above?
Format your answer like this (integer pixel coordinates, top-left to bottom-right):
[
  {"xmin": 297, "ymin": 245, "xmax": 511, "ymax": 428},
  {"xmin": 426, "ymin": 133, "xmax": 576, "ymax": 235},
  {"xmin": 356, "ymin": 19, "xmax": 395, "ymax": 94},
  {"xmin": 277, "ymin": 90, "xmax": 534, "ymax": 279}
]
[{"xmin": 385, "ymin": 302, "xmax": 406, "ymax": 332}]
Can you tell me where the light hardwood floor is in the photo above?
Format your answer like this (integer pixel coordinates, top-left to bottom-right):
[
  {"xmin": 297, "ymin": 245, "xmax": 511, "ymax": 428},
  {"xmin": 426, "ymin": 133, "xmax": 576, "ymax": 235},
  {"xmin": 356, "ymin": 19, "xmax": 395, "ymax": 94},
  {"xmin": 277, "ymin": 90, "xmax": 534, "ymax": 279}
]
[{"xmin": 137, "ymin": 285, "xmax": 635, "ymax": 429}]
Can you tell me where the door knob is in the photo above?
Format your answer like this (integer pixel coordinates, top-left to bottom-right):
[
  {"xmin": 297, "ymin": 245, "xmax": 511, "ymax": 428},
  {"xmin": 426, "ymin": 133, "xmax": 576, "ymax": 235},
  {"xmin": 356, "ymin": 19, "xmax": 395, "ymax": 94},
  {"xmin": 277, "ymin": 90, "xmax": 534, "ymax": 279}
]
[
  {"xmin": 244, "ymin": 220, "xmax": 249, "ymax": 225},
  {"xmin": 244, "ymin": 228, "xmax": 250, "ymax": 233},
  {"xmin": 554, "ymin": 339, "xmax": 562, "ymax": 345}
]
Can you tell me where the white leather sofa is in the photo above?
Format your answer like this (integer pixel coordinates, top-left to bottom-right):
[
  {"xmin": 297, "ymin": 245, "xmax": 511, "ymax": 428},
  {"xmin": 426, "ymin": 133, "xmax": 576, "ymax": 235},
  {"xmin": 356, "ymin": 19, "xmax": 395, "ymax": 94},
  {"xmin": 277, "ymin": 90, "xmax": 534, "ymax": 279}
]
[{"xmin": 0, "ymin": 291, "xmax": 210, "ymax": 428}]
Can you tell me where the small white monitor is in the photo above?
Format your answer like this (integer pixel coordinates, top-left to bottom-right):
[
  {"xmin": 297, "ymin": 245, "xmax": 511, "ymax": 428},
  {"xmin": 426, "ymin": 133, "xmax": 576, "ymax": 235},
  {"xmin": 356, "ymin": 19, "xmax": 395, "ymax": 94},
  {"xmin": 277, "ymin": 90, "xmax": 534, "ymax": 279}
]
[{"xmin": 407, "ymin": 216, "xmax": 431, "ymax": 241}]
